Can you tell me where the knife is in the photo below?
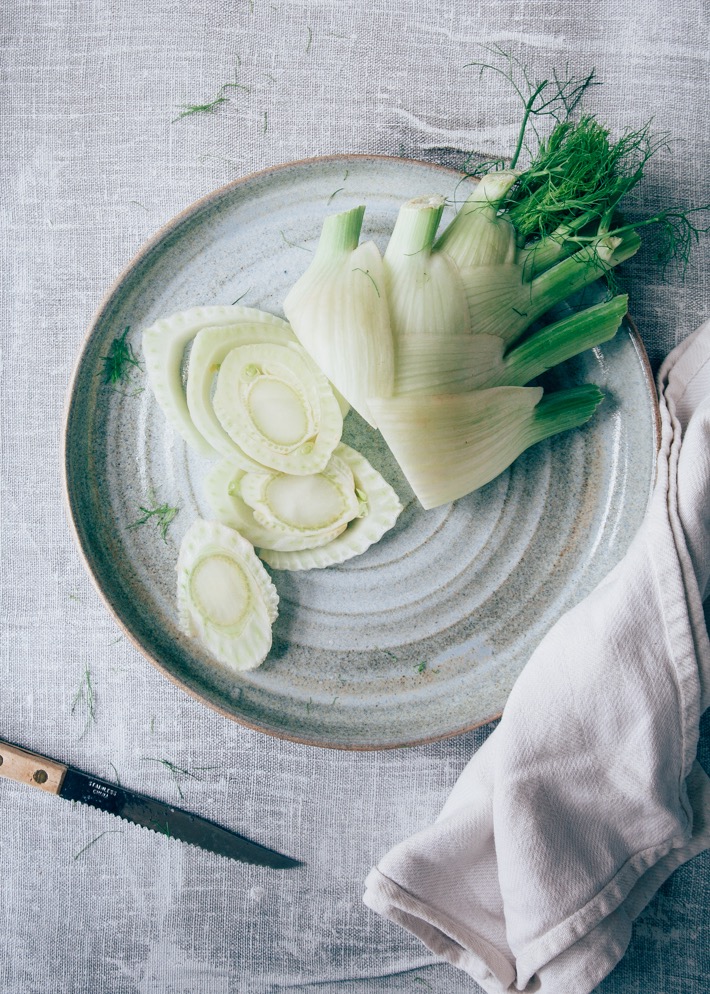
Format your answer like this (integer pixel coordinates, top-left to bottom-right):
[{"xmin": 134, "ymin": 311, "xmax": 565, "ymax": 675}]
[{"xmin": 0, "ymin": 737, "xmax": 300, "ymax": 868}]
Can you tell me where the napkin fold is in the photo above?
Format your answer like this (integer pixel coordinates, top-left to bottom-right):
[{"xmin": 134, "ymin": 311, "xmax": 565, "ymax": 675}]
[{"xmin": 364, "ymin": 318, "xmax": 710, "ymax": 994}]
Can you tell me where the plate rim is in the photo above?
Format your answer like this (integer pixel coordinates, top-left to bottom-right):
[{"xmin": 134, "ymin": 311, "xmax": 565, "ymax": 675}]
[{"xmin": 61, "ymin": 154, "xmax": 662, "ymax": 751}]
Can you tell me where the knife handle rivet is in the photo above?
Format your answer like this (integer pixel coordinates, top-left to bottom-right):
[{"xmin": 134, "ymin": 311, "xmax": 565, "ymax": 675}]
[
  {"xmin": 33, "ymin": 769, "xmax": 48, "ymax": 784},
  {"xmin": 0, "ymin": 755, "xmax": 4, "ymax": 766}
]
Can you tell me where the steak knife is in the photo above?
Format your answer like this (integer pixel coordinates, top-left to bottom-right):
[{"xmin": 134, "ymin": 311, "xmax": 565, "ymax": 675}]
[{"xmin": 0, "ymin": 737, "xmax": 300, "ymax": 868}]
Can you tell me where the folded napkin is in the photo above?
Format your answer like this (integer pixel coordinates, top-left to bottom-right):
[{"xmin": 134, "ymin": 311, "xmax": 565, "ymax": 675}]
[{"xmin": 364, "ymin": 318, "xmax": 710, "ymax": 994}]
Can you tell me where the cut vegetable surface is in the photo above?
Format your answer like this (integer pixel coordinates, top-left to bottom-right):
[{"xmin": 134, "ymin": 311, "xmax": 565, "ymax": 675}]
[
  {"xmin": 212, "ymin": 342, "xmax": 343, "ymax": 474},
  {"xmin": 258, "ymin": 443, "xmax": 402, "ymax": 570},
  {"xmin": 176, "ymin": 518, "xmax": 278, "ymax": 672},
  {"xmin": 204, "ymin": 461, "xmax": 340, "ymax": 552},
  {"xmin": 186, "ymin": 320, "xmax": 298, "ymax": 467},
  {"xmin": 239, "ymin": 454, "xmax": 362, "ymax": 534},
  {"xmin": 142, "ymin": 304, "xmax": 291, "ymax": 456}
]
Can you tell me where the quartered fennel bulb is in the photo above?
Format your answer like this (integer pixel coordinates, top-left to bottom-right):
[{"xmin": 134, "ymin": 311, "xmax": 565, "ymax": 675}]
[
  {"xmin": 258, "ymin": 443, "xmax": 403, "ymax": 571},
  {"xmin": 283, "ymin": 205, "xmax": 394, "ymax": 428},
  {"xmin": 283, "ymin": 192, "xmax": 632, "ymax": 509}
]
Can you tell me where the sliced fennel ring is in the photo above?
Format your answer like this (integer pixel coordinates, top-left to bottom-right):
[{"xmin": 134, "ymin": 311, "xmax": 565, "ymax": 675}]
[
  {"xmin": 239, "ymin": 453, "xmax": 362, "ymax": 535},
  {"xmin": 203, "ymin": 461, "xmax": 347, "ymax": 553},
  {"xmin": 212, "ymin": 342, "xmax": 343, "ymax": 474},
  {"xmin": 258, "ymin": 443, "xmax": 403, "ymax": 571},
  {"xmin": 186, "ymin": 321, "xmax": 298, "ymax": 470},
  {"xmin": 142, "ymin": 304, "xmax": 291, "ymax": 456},
  {"xmin": 177, "ymin": 518, "xmax": 278, "ymax": 672}
]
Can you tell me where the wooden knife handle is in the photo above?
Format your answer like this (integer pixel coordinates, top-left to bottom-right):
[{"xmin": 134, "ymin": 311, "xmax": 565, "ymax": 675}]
[{"xmin": 0, "ymin": 739, "xmax": 67, "ymax": 795}]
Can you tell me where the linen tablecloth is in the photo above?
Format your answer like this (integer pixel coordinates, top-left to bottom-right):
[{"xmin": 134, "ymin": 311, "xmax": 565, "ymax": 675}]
[{"xmin": 2, "ymin": 2, "xmax": 708, "ymax": 991}]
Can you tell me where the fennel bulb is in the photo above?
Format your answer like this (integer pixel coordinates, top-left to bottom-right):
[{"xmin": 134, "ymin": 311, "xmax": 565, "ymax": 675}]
[{"xmin": 283, "ymin": 205, "xmax": 394, "ymax": 427}]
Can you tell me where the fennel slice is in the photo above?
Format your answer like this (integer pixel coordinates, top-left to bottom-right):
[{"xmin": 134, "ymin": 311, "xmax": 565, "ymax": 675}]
[
  {"xmin": 186, "ymin": 322, "xmax": 298, "ymax": 470},
  {"xmin": 203, "ymin": 460, "xmax": 346, "ymax": 553},
  {"xmin": 383, "ymin": 195, "xmax": 471, "ymax": 339},
  {"xmin": 212, "ymin": 342, "xmax": 343, "ymax": 475},
  {"xmin": 258, "ymin": 443, "xmax": 403, "ymax": 571},
  {"xmin": 176, "ymin": 518, "xmax": 278, "ymax": 672},
  {"xmin": 142, "ymin": 304, "xmax": 289, "ymax": 455},
  {"xmin": 239, "ymin": 453, "xmax": 360, "ymax": 534}
]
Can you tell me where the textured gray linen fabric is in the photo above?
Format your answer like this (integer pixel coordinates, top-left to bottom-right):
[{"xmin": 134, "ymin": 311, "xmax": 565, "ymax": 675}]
[{"xmin": 1, "ymin": 2, "xmax": 709, "ymax": 992}]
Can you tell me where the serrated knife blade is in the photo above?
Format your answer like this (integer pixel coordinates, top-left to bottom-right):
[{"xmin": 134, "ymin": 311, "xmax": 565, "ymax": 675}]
[{"xmin": 0, "ymin": 738, "xmax": 300, "ymax": 868}]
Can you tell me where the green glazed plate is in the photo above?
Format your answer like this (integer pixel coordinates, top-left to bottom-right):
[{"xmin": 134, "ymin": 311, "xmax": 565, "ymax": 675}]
[{"xmin": 63, "ymin": 155, "xmax": 659, "ymax": 749}]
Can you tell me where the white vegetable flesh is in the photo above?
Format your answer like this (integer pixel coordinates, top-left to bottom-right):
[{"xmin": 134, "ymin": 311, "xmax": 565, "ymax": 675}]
[
  {"xmin": 433, "ymin": 171, "xmax": 519, "ymax": 268},
  {"xmin": 204, "ymin": 452, "xmax": 366, "ymax": 552},
  {"xmin": 142, "ymin": 304, "xmax": 291, "ymax": 456},
  {"xmin": 259, "ymin": 443, "xmax": 402, "ymax": 571},
  {"xmin": 369, "ymin": 384, "xmax": 604, "ymax": 509},
  {"xmin": 283, "ymin": 205, "xmax": 394, "ymax": 427},
  {"xmin": 203, "ymin": 461, "xmax": 345, "ymax": 552},
  {"xmin": 186, "ymin": 321, "xmax": 298, "ymax": 468},
  {"xmin": 280, "ymin": 194, "xmax": 632, "ymax": 510},
  {"xmin": 176, "ymin": 519, "xmax": 278, "ymax": 672},
  {"xmin": 394, "ymin": 295, "xmax": 628, "ymax": 395},
  {"xmin": 383, "ymin": 195, "xmax": 471, "ymax": 340},
  {"xmin": 240, "ymin": 454, "xmax": 361, "ymax": 534},
  {"xmin": 212, "ymin": 342, "xmax": 343, "ymax": 474}
]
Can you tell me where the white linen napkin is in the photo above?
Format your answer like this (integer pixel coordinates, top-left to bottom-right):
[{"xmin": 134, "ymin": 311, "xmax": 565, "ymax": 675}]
[{"xmin": 364, "ymin": 318, "xmax": 710, "ymax": 994}]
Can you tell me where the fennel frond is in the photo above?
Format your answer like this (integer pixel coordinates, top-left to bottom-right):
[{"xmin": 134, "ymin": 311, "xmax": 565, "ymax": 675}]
[
  {"xmin": 128, "ymin": 501, "xmax": 179, "ymax": 542},
  {"xmin": 101, "ymin": 327, "xmax": 141, "ymax": 387}
]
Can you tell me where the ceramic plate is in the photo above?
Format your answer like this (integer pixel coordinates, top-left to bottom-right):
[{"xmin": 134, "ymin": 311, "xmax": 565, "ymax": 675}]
[{"xmin": 63, "ymin": 155, "xmax": 659, "ymax": 749}]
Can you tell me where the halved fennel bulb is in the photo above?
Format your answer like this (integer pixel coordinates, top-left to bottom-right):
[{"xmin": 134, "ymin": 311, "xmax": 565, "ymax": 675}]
[
  {"xmin": 283, "ymin": 205, "xmax": 394, "ymax": 427},
  {"xmin": 142, "ymin": 304, "xmax": 290, "ymax": 455},
  {"xmin": 176, "ymin": 518, "xmax": 278, "ymax": 671},
  {"xmin": 258, "ymin": 443, "xmax": 402, "ymax": 571},
  {"xmin": 212, "ymin": 342, "xmax": 343, "ymax": 474},
  {"xmin": 369, "ymin": 385, "xmax": 604, "ymax": 509}
]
